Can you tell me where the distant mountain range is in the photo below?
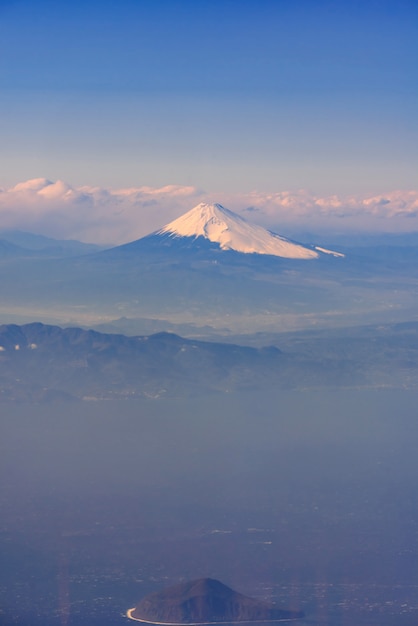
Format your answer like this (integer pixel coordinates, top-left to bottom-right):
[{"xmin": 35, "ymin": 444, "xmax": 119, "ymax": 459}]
[
  {"xmin": 0, "ymin": 322, "xmax": 283, "ymax": 401},
  {"xmin": 0, "ymin": 321, "xmax": 417, "ymax": 402},
  {"xmin": 0, "ymin": 229, "xmax": 105, "ymax": 258}
]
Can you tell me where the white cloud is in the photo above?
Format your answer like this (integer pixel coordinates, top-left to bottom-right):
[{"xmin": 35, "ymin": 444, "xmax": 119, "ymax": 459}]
[
  {"xmin": 11, "ymin": 178, "xmax": 53, "ymax": 192},
  {"xmin": 227, "ymin": 189, "xmax": 418, "ymax": 235},
  {"xmin": 0, "ymin": 178, "xmax": 417, "ymax": 244},
  {"xmin": 0, "ymin": 178, "xmax": 204, "ymax": 244}
]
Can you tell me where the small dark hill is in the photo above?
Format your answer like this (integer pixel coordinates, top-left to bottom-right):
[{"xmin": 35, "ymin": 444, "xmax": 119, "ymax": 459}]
[{"xmin": 129, "ymin": 578, "xmax": 304, "ymax": 624}]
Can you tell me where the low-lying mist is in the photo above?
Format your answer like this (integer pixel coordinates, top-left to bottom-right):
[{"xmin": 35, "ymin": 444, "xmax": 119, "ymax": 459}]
[{"xmin": 1, "ymin": 389, "xmax": 418, "ymax": 624}]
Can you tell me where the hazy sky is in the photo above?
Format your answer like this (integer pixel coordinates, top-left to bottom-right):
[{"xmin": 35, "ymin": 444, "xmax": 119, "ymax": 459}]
[{"xmin": 0, "ymin": 0, "xmax": 417, "ymax": 240}]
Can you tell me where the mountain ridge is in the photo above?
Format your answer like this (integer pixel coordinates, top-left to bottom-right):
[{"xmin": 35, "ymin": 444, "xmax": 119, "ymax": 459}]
[
  {"xmin": 0, "ymin": 322, "xmax": 283, "ymax": 401},
  {"xmin": 1, "ymin": 321, "xmax": 417, "ymax": 402},
  {"xmin": 0, "ymin": 229, "xmax": 105, "ymax": 257}
]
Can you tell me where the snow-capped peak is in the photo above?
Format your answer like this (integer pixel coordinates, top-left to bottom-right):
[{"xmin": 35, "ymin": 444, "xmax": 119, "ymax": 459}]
[{"xmin": 157, "ymin": 203, "xmax": 343, "ymax": 260}]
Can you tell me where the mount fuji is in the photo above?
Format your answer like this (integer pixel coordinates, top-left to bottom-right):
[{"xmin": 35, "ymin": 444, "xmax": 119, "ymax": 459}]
[
  {"xmin": 0, "ymin": 203, "xmax": 354, "ymax": 334},
  {"xmin": 110, "ymin": 202, "xmax": 343, "ymax": 260}
]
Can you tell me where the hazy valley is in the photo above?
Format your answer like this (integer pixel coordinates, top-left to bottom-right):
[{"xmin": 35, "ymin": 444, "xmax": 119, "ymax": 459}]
[
  {"xmin": 1, "ymin": 204, "xmax": 418, "ymax": 626},
  {"xmin": 2, "ymin": 391, "xmax": 418, "ymax": 625}
]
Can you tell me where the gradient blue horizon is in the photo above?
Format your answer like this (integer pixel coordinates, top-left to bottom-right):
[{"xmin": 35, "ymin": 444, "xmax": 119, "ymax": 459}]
[{"xmin": 0, "ymin": 0, "xmax": 417, "ymax": 193}]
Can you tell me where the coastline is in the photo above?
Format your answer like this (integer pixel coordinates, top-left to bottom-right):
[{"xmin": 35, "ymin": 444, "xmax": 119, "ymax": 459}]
[{"xmin": 125, "ymin": 609, "xmax": 302, "ymax": 625}]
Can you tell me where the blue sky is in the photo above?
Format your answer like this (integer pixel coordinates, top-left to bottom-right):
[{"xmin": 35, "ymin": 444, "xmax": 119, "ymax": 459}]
[{"xmin": 0, "ymin": 0, "xmax": 417, "ymax": 196}]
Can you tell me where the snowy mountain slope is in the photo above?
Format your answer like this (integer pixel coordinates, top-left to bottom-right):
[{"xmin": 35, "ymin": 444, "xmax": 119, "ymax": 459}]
[{"xmin": 157, "ymin": 202, "xmax": 344, "ymax": 259}]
